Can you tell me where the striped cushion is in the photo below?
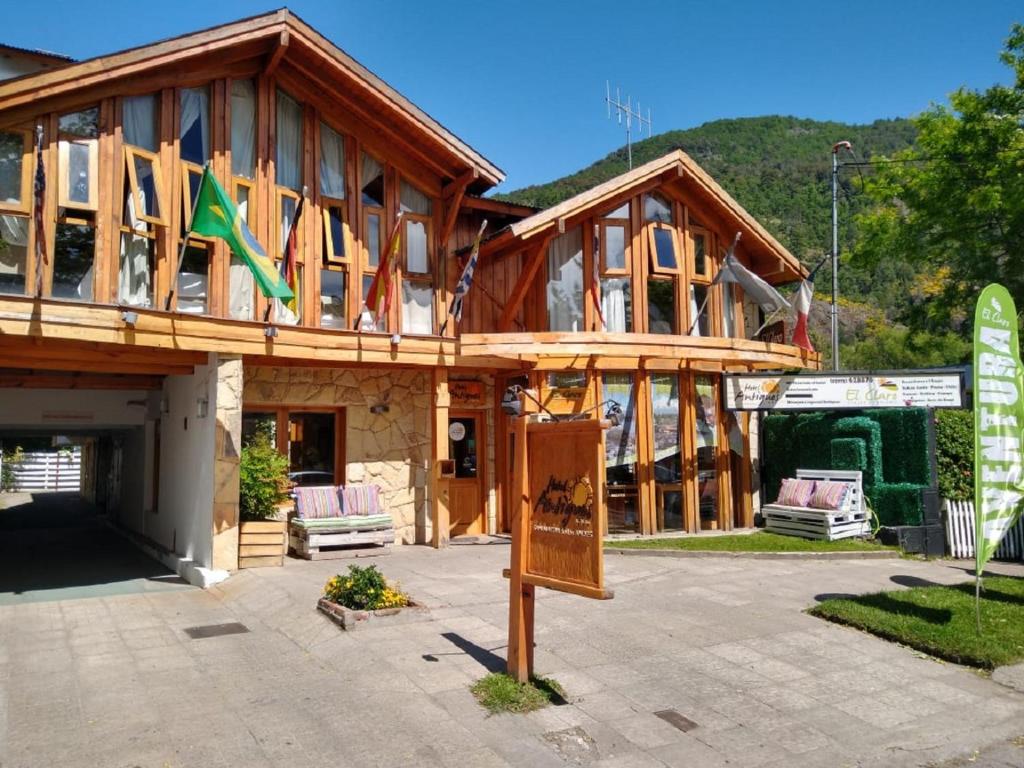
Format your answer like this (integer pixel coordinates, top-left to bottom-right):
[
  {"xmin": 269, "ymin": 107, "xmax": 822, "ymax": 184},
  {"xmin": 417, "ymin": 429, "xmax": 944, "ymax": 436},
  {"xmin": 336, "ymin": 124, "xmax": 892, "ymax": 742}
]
[
  {"xmin": 291, "ymin": 514, "xmax": 392, "ymax": 530},
  {"xmin": 776, "ymin": 478, "xmax": 816, "ymax": 507},
  {"xmin": 341, "ymin": 484, "xmax": 382, "ymax": 517},
  {"xmin": 294, "ymin": 486, "xmax": 343, "ymax": 519},
  {"xmin": 808, "ymin": 481, "xmax": 850, "ymax": 511}
]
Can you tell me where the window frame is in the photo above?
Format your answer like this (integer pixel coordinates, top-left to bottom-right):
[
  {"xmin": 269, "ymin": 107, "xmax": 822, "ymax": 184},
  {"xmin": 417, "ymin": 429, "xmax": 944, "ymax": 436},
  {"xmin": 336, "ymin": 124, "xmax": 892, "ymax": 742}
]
[
  {"xmin": 232, "ymin": 177, "xmax": 256, "ymax": 224},
  {"xmin": 647, "ymin": 221, "xmax": 681, "ymax": 276},
  {"xmin": 599, "ymin": 218, "xmax": 629, "ymax": 276},
  {"xmin": 321, "ymin": 195, "xmax": 349, "ymax": 267},
  {"xmin": 319, "ymin": 264, "xmax": 347, "ymax": 330},
  {"xmin": 401, "ymin": 211, "xmax": 432, "ymax": 277},
  {"xmin": 275, "ymin": 186, "xmax": 302, "ymax": 261},
  {"xmin": 57, "ymin": 135, "xmax": 99, "ymax": 212},
  {"xmin": 180, "ymin": 161, "xmax": 213, "ymax": 241},
  {"xmin": 0, "ymin": 129, "xmax": 32, "ymax": 215},
  {"xmin": 688, "ymin": 226, "xmax": 711, "ymax": 283},
  {"xmin": 123, "ymin": 145, "xmax": 166, "ymax": 227}
]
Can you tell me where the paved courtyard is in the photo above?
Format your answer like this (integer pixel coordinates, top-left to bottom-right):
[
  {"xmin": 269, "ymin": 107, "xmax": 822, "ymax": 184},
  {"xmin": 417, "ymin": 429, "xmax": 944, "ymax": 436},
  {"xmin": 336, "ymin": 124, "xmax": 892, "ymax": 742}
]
[{"xmin": 1, "ymin": 540, "xmax": 1023, "ymax": 768}]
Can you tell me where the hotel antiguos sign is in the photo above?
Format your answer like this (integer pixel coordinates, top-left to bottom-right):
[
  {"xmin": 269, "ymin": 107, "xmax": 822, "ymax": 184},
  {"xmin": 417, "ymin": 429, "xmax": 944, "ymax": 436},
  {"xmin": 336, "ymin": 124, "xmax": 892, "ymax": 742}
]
[
  {"xmin": 724, "ymin": 371, "xmax": 965, "ymax": 411},
  {"xmin": 525, "ymin": 420, "xmax": 606, "ymax": 596}
]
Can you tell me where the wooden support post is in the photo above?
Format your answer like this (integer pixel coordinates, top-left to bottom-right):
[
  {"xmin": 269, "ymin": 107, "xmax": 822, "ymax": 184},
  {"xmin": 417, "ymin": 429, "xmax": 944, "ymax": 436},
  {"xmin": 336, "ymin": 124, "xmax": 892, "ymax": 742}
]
[
  {"xmin": 507, "ymin": 390, "xmax": 539, "ymax": 683},
  {"xmin": 430, "ymin": 368, "xmax": 451, "ymax": 548}
]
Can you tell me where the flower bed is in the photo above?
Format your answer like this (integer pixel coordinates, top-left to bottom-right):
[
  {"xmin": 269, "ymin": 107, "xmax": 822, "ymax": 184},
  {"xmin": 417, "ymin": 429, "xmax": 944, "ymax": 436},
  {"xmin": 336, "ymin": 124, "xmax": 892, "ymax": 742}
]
[{"xmin": 316, "ymin": 564, "xmax": 425, "ymax": 631}]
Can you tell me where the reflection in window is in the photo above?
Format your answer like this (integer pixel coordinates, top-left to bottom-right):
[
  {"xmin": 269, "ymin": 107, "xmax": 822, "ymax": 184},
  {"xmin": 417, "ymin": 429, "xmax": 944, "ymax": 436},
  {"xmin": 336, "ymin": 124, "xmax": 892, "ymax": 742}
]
[
  {"xmin": 229, "ymin": 255, "xmax": 254, "ymax": 320},
  {"xmin": 601, "ymin": 277, "xmax": 631, "ymax": 332},
  {"xmin": 603, "ymin": 373, "xmax": 638, "ymax": 533},
  {"xmin": 242, "ymin": 411, "xmax": 276, "ymax": 448},
  {"xmin": 361, "ymin": 152, "xmax": 384, "ymax": 207},
  {"xmin": 546, "ymin": 227, "xmax": 583, "ymax": 331},
  {"xmin": 689, "ymin": 284, "xmax": 710, "ymax": 336},
  {"xmin": 179, "ymin": 87, "xmax": 209, "ymax": 165},
  {"xmin": 402, "ymin": 280, "xmax": 433, "ymax": 335},
  {"xmin": 323, "ymin": 204, "xmax": 346, "ymax": 264},
  {"xmin": 177, "ymin": 245, "xmax": 208, "ymax": 314},
  {"xmin": 231, "ymin": 79, "xmax": 257, "ymax": 179},
  {"xmin": 52, "ymin": 223, "xmax": 94, "ymax": 300},
  {"xmin": 320, "ymin": 269, "xmax": 345, "ymax": 329},
  {"xmin": 0, "ymin": 214, "xmax": 28, "ymax": 294},
  {"xmin": 651, "ymin": 226, "xmax": 678, "ymax": 271},
  {"xmin": 123, "ymin": 94, "xmax": 158, "ymax": 152},
  {"xmin": 275, "ymin": 90, "xmax": 302, "ymax": 191},
  {"xmin": 59, "ymin": 109, "xmax": 99, "ymax": 211},
  {"xmin": 0, "ymin": 132, "xmax": 25, "ymax": 206},
  {"xmin": 449, "ymin": 417, "xmax": 478, "ymax": 479},
  {"xmin": 651, "ymin": 374, "xmax": 683, "ymax": 531},
  {"xmin": 643, "ymin": 192, "xmax": 673, "ymax": 223},
  {"xmin": 648, "ymin": 278, "xmax": 676, "ymax": 334},
  {"xmin": 288, "ymin": 412, "xmax": 336, "ymax": 486},
  {"xmin": 692, "ymin": 231, "xmax": 708, "ymax": 276},
  {"xmin": 695, "ymin": 375, "xmax": 719, "ymax": 528}
]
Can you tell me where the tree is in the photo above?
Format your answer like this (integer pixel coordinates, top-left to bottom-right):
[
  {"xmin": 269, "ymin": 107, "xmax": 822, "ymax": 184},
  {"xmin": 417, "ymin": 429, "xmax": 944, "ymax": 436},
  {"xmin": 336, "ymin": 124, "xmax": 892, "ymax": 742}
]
[
  {"xmin": 841, "ymin": 325, "xmax": 970, "ymax": 370},
  {"xmin": 854, "ymin": 24, "xmax": 1024, "ymax": 335}
]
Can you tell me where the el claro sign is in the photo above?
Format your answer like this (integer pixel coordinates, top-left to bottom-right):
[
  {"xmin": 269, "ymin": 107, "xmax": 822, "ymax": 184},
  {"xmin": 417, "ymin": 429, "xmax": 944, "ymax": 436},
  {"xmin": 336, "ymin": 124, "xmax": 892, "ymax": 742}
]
[{"xmin": 724, "ymin": 371, "xmax": 965, "ymax": 412}]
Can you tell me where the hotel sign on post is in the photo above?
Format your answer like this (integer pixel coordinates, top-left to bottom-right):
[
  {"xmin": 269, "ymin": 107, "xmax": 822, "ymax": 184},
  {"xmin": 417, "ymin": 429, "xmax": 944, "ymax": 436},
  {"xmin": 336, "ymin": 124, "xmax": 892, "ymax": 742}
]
[
  {"xmin": 506, "ymin": 404, "xmax": 612, "ymax": 683},
  {"xmin": 724, "ymin": 371, "xmax": 965, "ymax": 412}
]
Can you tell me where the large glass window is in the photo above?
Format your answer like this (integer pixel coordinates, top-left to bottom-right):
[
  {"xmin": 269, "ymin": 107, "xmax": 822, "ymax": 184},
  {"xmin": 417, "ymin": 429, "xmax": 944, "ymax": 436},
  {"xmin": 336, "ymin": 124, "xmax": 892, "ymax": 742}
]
[
  {"xmin": 275, "ymin": 90, "xmax": 302, "ymax": 191},
  {"xmin": 123, "ymin": 94, "xmax": 157, "ymax": 152},
  {"xmin": 689, "ymin": 284, "xmax": 710, "ymax": 336},
  {"xmin": 320, "ymin": 122, "xmax": 346, "ymax": 199},
  {"xmin": 179, "ymin": 87, "xmax": 209, "ymax": 166},
  {"xmin": 648, "ymin": 278, "xmax": 676, "ymax": 334},
  {"xmin": 231, "ymin": 79, "xmax": 257, "ymax": 179},
  {"xmin": 320, "ymin": 268, "xmax": 346, "ymax": 329},
  {"xmin": 547, "ymin": 226, "xmax": 584, "ymax": 331},
  {"xmin": 0, "ymin": 215, "xmax": 28, "ymax": 294},
  {"xmin": 52, "ymin": 223, "xmax": 95, "ymax": 300},
  {"xmin": 58, "ymin": 108, "xmax": 99, "ymax": 211},
  {"xmin": 597, "ymin": 203, "xmax": 631, "ymax": 331},
  {"xmin": 651, "ymin": 374, "xmax": 683, "ymax": 531},
  {"xmin": 399, "ymin": 179, "xmax": 433, "ymax": 334},
  {"xmin": 288, "ymin": 412, "xmax": 336, "ymax": 487},
  {"xmin": 177, "ymin": 244, "xmax": 209, "ymax": 314},
  {"xmin": 603, "ymin": 373, "xmax": 638, "ymax": 533},
  {"xmin": 695, "ymin": 375, "xmax": 720, "ymax": 529},
  {"xmin": 229, "ymin": 255, "xmax": 254, "ymax": 320},
  {"xmin": 0, "ymin": 131, "xmax": 28, "ymax": 212}
]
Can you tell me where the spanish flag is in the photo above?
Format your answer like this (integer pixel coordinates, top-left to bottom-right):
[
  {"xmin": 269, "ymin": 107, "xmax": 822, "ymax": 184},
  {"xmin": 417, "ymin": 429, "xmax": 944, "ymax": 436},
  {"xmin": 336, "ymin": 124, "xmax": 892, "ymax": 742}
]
[
  {"xmin": 360, "ymin": 212, "xmax": 403, "ymax": 327},
  {"xmin": 190, "ymin": 166, "xmax": 294, "ymax": 301}
]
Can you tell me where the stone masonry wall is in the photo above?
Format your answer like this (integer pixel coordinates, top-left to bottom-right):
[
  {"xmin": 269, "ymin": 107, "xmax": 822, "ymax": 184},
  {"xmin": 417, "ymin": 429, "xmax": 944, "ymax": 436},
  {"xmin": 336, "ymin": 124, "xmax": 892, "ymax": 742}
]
[{"xmin": 243, "ymin": 366, "xmax": 431, "ymax": 544}]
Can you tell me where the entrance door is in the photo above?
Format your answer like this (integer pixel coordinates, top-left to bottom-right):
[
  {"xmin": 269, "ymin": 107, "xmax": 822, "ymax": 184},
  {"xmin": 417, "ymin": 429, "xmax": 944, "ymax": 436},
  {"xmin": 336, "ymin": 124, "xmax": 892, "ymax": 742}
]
[{"xmin": 448, "ymin": 412, "xmax": 485, "ymax": 536}]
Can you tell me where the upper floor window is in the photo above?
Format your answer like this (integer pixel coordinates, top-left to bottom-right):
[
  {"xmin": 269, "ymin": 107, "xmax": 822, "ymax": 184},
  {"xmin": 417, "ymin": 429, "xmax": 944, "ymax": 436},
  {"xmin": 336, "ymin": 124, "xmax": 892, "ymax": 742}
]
[
  {"xmin": 180, "ymin": 87, "xmax": 209, "ymax": 166},
  {"xmin": 359, "ymin": 151, "xmax": 386, "ymax": 331},
  {"xmin": 400, "ymin": 179, "xmax": 433, "ymax": 334},
  {"xmin": 58, "ymin": 108, "xmax": 99, "ymax": 211},
  {"xmin": 688, "ymin": 223, "xmax": 712, "ymax": 336},
  {"xmin": 0, "ymin": 130, "xmax": 31, "ymax": 296},
  {"xmin": 120, "ymin": 94, "xmax": 163, "ymax": 308},
  {"xmin": 231, "ymin": 79, "xmax": 256, "ymax": 180},
  {"xmin": 597, "ymin": 202, "xmax": 631, "ymax": 332},
  {"xmin": 547, "ymin": 226, "xmax": 584, "ymax": 332},
  {"xmin": 644, "ymin": 192, "xmax": 677, "ymax": 334},
  {"xmin": 275, "ymin": 90, "xmax": 302, "ymax": 191}
]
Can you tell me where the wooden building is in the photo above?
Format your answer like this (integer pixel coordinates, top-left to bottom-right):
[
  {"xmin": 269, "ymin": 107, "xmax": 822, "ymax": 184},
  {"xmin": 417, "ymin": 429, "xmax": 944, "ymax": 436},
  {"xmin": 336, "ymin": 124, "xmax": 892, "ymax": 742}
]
[{"xmin": 0, "ymin": 11, "xmax": 817, "ymax": 580}]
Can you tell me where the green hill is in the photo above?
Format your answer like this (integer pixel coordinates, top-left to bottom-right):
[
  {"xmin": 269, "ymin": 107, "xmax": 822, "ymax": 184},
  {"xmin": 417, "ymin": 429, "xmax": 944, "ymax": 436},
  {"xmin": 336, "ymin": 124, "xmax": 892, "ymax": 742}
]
[{"xmin": 496, "ymin": 115, "xmax": 916, "ymax": 264}]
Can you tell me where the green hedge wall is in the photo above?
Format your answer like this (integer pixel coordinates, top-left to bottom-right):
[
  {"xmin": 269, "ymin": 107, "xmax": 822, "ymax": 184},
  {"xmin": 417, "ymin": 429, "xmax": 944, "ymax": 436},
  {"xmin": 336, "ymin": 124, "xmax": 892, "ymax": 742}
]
[
  {"xmin": 831, "ymin": 438, "xmax": 867, "ymax": 471},
  {"xmin": 936, "ymin": 409, "xmax": 973, "ymax": 500},
  {"xmin": 762, "ymin": 408, "xmax": 931, "ymax": 526}
]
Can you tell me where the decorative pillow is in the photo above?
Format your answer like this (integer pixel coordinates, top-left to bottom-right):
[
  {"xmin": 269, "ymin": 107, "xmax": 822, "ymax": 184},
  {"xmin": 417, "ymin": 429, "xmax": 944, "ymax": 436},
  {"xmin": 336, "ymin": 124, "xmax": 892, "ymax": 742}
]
[
  {"xmin": 808, "ymin": 481, "xmax": 850, "ymax": 511},
  {"xmin": 294, "ymin": 485, "xmax": 343, "ymax": 519},
  {"xmin": 776, "ymin": 478, "xmax": 816, "ymax": 507},
  {"xmin": 340, "ymin": 484, "xmax": 382, "ymax": 517}
]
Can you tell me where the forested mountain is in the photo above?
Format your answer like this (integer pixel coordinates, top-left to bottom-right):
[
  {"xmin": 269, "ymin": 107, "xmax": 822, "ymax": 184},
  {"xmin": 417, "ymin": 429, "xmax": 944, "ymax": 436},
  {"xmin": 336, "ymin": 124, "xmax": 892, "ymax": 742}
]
[{"xmin": 495, "ymin": 116, "xmax": 927, "ymax": 364}]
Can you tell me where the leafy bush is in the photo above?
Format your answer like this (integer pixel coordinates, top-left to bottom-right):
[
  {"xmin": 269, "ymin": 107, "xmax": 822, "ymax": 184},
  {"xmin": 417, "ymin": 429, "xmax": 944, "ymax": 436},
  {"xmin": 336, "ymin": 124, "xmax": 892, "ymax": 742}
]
[
  {"xmin": 1, "ymin": 445, "xmax": 24, "ymax": 492},
  {"xmin": 936, "ymin": 409, "xmax": 973, "ymax": 500},
  {"xmin": 871, "ymin": 483, "xmax": 924, "ymax": 526},
  {"xmin": 323, "ymin": 564, "xmax": 408, "ymax": 610},
  {"xmin": 238, "ymin": 432, "xmax": 290, "ymax": 521},
  {"xmin": 830, "ymin": 438, "xmax": 867, "ymax": 472}
]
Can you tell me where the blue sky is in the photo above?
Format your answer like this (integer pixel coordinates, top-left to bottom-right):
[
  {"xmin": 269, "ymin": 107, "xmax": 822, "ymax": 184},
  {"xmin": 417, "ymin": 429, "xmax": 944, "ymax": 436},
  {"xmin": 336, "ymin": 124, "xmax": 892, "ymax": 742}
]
[{"xmin": 5, "ymin": 1, "xmax": 1020, "ymax": 192}]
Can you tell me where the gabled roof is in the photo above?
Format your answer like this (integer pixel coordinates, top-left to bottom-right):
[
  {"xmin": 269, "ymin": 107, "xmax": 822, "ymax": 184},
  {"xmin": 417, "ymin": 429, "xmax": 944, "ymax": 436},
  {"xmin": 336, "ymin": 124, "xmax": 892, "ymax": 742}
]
[
  {"xmin": 0, "ymin": 10, "xmax": 503, "ymax": 190},
  {"xmin": 0, "ymin": 43, "xmax": 74, "ymax": 64},
  {"xmin": 481, "ymin": 150, "xmax": 806, "ymax": 282}
]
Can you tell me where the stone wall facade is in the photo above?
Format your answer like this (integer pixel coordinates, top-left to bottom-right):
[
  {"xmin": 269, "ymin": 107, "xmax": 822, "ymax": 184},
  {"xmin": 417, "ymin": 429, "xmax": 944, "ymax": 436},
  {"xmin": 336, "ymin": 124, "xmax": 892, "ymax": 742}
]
[{"xmin": 243, "ymin": 366, "xmax": 432, "ymax": 544}]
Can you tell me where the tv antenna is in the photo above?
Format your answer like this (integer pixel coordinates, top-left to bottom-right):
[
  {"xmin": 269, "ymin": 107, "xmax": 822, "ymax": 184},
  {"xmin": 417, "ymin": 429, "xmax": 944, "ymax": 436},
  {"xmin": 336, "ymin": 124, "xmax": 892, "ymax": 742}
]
[{"xmin": 606, "ymin": 81, "xmax": 652, "ymax": 170}]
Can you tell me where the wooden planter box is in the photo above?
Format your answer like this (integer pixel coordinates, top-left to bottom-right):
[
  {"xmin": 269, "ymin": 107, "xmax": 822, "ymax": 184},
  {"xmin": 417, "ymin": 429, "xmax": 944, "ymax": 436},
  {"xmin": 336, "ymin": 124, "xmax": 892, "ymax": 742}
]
[
  {"xmin": 238, "ymin": 519, "xmax": 288, "ymax": 569},
  {"xmin": 317, "ymin": 597, "xmax": 427, "ymax": 631}
]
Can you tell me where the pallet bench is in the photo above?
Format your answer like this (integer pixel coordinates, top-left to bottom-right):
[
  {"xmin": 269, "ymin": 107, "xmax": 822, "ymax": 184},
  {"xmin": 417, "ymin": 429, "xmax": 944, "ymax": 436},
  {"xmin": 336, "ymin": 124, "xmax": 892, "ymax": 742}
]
[
  {"xmin": 288, "ymin": 484, "xmax": 395, "ymax": 560},
  {"xmin": 762, "ymin": 469, "xmax": 870, "ymax": 541}
]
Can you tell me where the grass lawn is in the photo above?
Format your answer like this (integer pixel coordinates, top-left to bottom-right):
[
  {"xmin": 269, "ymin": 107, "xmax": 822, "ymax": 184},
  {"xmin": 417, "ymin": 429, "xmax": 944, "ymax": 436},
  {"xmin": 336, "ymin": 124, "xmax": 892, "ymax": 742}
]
[
  {"xmin": 605, "ymin": 531, "xmax": 894, "ymax": 553},
  {"xmin": 470, "ymin": 673, "xmax": 565, "ymax": 714},
  {"xmin": 809, "ymin": 576, "xmax": 1024, "ymax": 669}
]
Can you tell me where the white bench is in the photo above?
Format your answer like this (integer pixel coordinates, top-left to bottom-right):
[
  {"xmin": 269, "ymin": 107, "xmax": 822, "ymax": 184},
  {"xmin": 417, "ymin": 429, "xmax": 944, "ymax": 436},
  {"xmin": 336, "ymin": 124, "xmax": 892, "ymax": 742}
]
[{"xmin": 761, "ymin": 469, "xmax": 871, "ymax": 541}]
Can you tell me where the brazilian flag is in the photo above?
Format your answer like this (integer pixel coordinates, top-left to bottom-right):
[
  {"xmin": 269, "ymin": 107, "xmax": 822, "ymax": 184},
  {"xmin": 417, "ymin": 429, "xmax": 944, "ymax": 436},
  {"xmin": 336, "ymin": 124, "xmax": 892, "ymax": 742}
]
[{"xmin": 190, "ymin": 166, "xmax": 294, "ymax": 301}]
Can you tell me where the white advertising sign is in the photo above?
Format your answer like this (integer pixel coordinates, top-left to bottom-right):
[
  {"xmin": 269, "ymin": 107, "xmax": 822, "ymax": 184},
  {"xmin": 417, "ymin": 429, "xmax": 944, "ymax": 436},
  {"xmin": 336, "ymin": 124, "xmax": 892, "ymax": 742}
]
[{"xmin": 724, "ymin": 372, "xmax": 964, "ymax": 411}]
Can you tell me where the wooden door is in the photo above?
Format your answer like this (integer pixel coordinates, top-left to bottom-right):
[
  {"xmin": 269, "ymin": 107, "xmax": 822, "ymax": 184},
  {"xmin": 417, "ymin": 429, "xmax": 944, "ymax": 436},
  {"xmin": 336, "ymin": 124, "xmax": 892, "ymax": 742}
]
[{"xmin": 448, "ymin": 412, "xmax": 485, "ymax": 536}]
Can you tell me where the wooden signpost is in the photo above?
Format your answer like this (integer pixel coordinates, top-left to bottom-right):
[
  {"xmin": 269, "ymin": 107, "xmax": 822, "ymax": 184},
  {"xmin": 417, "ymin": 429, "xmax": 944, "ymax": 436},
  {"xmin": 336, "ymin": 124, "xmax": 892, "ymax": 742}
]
[{"xmin": 506, "ymin": 391, "xmax": 613, "ymax": 683}]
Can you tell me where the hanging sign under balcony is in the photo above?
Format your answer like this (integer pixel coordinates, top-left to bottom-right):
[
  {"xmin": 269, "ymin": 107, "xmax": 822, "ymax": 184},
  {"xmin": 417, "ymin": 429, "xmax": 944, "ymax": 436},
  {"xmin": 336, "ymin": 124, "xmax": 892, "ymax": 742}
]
[{"xmin": 724, "ymin": 371, "xmax": 965, "ymax": 411}]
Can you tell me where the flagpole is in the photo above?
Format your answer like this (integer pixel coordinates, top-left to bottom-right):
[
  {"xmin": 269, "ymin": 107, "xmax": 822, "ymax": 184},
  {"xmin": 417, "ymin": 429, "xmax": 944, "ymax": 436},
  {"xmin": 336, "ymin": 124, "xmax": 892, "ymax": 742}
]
[{"xmin": 165, "ymin": 164, "xmax": 207, "ymax": 311}]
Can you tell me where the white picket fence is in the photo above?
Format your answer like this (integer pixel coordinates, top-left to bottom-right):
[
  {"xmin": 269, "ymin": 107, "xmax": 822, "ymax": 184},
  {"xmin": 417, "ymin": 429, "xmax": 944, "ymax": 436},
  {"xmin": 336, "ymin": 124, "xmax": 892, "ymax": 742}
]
[
  {"xmin": 4, "ymin": 449, "xmax": 82, "ymax": 492},
  {"xmin": 944, "ymin": 499, "xmax": 1024, "ymax": 561}
]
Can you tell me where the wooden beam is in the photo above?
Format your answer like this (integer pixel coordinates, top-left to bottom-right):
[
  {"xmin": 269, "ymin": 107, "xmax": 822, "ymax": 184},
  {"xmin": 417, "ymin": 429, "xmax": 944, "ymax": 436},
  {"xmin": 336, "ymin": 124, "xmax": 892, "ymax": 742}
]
[
  {"xmin": 440, "ymin": 174, "xmax": 472, "ymax": 248},
  {"xmin": 0, "ymin": 373, "xmax": 163, "ymax": 390},
  {"xmin": 497, "ymin": 235, "xmax": 552, "ymax": 333},
  {"xmin": 442, "ymin": 168, "xmax": 478, "ymax": 199},
  {"xmin": 264, "ymin": 30, "xmax": 290, "ymax": 76}
]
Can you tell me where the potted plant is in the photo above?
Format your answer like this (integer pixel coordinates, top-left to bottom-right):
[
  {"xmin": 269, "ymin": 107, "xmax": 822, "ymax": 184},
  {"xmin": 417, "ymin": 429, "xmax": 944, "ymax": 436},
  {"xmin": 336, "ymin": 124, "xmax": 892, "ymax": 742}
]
[
  {"xmin": 238, "ymin": 432, "xmax": 291, "ymax": 568},
  {"xmin": 317, "ymin": 564, "xmax": 424, "ymax": 630}
]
